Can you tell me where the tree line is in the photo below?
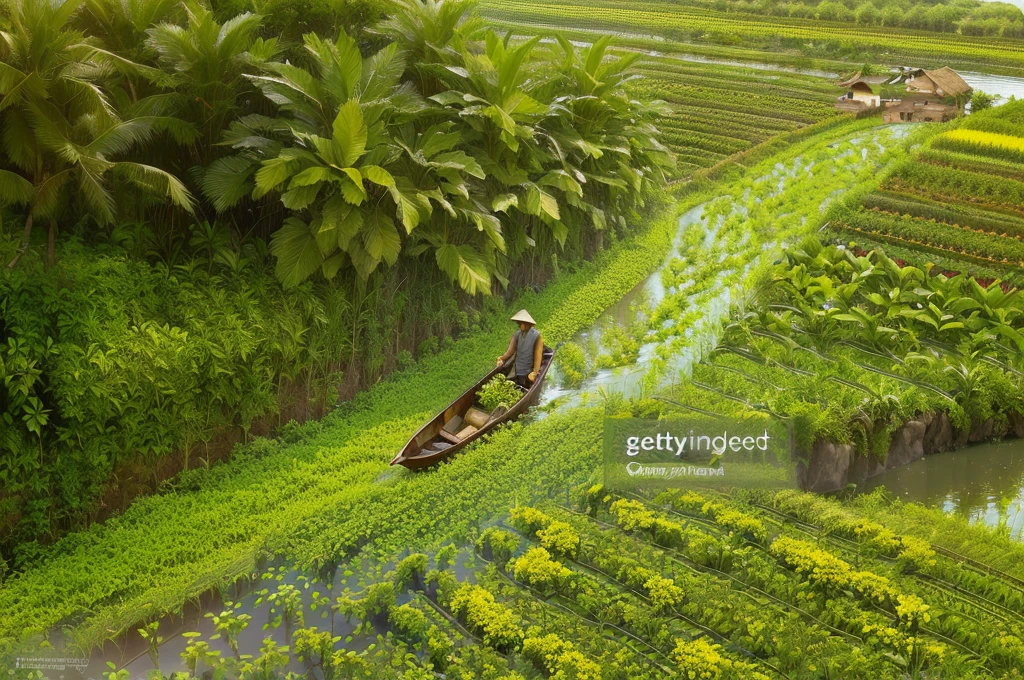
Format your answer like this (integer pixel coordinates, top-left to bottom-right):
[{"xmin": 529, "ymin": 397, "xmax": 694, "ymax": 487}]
[{"xmin": 0, "ymin": 0, "xmax": 673, "ymax": 293}]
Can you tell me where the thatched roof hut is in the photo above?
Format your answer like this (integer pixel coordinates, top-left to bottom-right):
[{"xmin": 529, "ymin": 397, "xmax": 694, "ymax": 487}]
[{"xmin": 906, "ymin": 67, "xmax": 972, "ymax": 98}]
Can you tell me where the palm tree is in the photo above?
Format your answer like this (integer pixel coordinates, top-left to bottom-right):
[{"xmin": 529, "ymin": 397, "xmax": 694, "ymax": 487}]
[
  {"xmin": 0, "ymin": 0, "xmax": 194, "ymax": 269},
  {"xmin": 146, "ymin": 2, "xmax": 279, "ymax": 163}
]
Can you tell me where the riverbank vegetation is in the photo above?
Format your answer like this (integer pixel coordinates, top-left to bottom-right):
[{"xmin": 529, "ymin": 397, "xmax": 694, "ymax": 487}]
[
  {"xmin": 668, "ymin": 238, "xmax": 1024, "ymax": 460},
  {"xmin": 0, "ymin": 0, "xmax": 672, "ymax": 547},
  {"xmin": 0, "ymin": 188, "xmax": 697, "ymax": 662}
]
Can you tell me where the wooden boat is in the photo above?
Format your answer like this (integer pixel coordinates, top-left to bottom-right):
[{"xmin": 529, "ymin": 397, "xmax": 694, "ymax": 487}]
[{"xmin": 390, "ymin": 346, "xmax": 555, "ymax": 469}]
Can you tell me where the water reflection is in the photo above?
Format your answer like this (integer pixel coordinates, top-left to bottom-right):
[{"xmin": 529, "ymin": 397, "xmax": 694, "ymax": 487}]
[{"xmin": 862, "ymin": 439, "xmax": 1024, "ymax": 540}]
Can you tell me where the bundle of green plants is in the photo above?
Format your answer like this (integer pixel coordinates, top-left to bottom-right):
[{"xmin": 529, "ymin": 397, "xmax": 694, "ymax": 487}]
[{"xmin": 476, "ymin": 376, "xmax": 523, "ymax": 412}]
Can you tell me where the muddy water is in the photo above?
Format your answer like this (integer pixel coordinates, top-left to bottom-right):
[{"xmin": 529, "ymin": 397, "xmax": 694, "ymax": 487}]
[
  {"xmin": 862, "ymin": 439, "xmax": 1024, "ymax": 540},
  {"xmin": 64, "ymin": 551, "xmax": 479, "ymax": 678}
]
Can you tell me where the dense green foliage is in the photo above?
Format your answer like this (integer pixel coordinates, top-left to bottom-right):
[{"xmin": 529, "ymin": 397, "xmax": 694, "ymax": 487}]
[
  {"xmin": 205, "ymin": 11, "xmax": 672, "ymax": 292},
  {"xmin": 65, "ymin": 484, "xmax": 1024, "ymax": 678},
  {"xmin": 0, "ymin": 0, "xmax": 674, "ymax": 545},
  {"xmin": 0, "ymin": 0, "xmax": 671, "ymax": 287},
  {"xmin": 0, "ymin": 190, "xmax": 690, "ymax": 659},
  {"xmin": 671, "ymin": 238, "xmax": 1024, "ymax": 454}
]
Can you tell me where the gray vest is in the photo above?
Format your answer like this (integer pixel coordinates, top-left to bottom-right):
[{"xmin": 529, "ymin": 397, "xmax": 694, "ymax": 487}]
[{"xmin": 514, "ymin": 327, "xmax": 540, "ymax": 375}]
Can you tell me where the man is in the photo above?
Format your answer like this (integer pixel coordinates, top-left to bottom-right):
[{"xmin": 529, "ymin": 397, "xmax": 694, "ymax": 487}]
[{"xmin": 496, "ymin": 309, "xmax": 543, "ymax": 389}]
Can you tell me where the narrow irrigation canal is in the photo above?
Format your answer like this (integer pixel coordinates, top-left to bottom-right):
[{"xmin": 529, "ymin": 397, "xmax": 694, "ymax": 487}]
[{"xmin": 542, "ymin": 122, "xmax": 912, "ymax": 408}]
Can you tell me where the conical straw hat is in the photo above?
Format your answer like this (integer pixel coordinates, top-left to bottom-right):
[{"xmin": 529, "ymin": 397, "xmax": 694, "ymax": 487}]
[{"xmin": 510, "ymin": 309, "xmax": 536, "ymax": 325}]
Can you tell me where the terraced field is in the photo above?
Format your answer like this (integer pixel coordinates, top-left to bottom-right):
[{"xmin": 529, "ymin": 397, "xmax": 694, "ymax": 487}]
[
  {"xmin": 626, "ymin": 56, "xmax": 841, "ymax": 177},
  {"xmin": 483, "ymin": 0, "xmax": 1024, "ymax": 73},
  {"xmin": 834, "ymin": 100, "xmax": 1024, "ymax": 285}
]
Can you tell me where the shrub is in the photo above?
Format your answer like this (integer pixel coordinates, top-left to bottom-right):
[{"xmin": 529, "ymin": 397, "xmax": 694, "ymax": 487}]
[
  {"xmin": 536, "ymin": 521, "xmax": 580, "ymax": 559},
  {"xmin": 522, "ymin": 633, "xmax": 602, "ymax": 680},
  {"xmin": 448, "ymin": 584, "xmax": 524, "ymax": 652},
  {"xmin": 510, "ymin": 547, "xmax": 571, "ymax": 591},
  {"xmin": 388, "ymin": 604, "xmax": 429, "ymax": 639},
  {"xmin": 476, "ymin": 528, "xmax": 521, "ymax": 567}
]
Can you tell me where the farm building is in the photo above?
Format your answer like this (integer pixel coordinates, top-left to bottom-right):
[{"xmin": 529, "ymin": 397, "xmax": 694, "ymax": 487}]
[
  {"xmin": 881, "ymin": 99, "xmax": 958, "ymax": 123},
  {"xmin": 835, "ymin": 66, "xmax": 970, "ymax": 122},
  {"xmin": 835, "ymin": 74, "xmax": 891, "ymax": 113},
  {"xmin": 905, "ymin": 67, "xmax": 973, "ymax": 99}
]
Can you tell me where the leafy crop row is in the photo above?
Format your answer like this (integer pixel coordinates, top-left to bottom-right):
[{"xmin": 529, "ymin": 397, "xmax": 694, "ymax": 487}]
[
  {"xmin": 837, "ymin": 100, "xmax": 1024, "ymax": 279},
  {"xmin": 481, "ymin": 0, "xmax": 1024, "ymax": 71}
]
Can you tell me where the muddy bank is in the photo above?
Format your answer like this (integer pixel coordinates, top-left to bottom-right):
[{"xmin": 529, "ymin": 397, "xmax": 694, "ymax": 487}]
[{"xmin": 799, "ymin": 411, "xmax": 1024, "ymax": 493}]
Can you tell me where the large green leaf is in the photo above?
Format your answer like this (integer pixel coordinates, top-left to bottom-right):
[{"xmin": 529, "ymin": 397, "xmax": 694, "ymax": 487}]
[
  {"xmin": 115, "ymin": 162, "xmax": 195, "ymax": 213},
  {"xmin": 202, "ymin": 155, "xmax": 257, "ymax": 212},
  {"xmin": 319, "ymin": 196, "xmax": 363, "ymax": 250},
  {"xmin": 289, "ymin": 166, "xmax": 333, "ymax": 188},
  {"xmin": 431, "ymin": 151, "xmax": 485, "ymax": 179},
  {"xmin": 362, "ymin": 211, "xmax": 401, "ymax": 264},
  {"xmin": 253, "ymin": 155, "xmax": 296, "ymax": 198},
  {"xmin": 363, "ymin": 165, "xmax": 395, "ymax": 188},
  {"xmin": 538, "ymin": 191, "xmax": 560, "ymax": 220},
  {"xmin": 270, "ymin": 217, "xmax": 323, "ymax": 288},
  {"xmin": 492, "ymin": 193, "xmax": 517, "ymax": 213},
  {"xmin": 331, "ymin": 101, "xmax": 367, "ymax": 168},
  {"xmin": 281, "ymin": 183, "xmax": 321, "ymax": 210},
  {"xmin": 0, "ymin": 170, "xmax": 33, "ymax": 205}
]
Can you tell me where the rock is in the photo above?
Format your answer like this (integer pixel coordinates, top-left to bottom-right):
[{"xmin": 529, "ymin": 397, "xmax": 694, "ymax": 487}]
[
  {"xmin": 885, "ymin": 419, "xmax": 926, "ymax": 470},
  {"xmin": 968, "ymin": 417, "xmax": 994, "ymax": 443},
  {"xmin": 847, "ymin": 450, "xmax": 886, "ymax": 484},
  {"xmin": 799, "ymin": 440, "xmax": 854, "ymax": 493},
  {"xmin": 1009, "ymin": 412, "xmax": 1024, "ymax": 439},
  {"xmin": 922, "ymin": 411, "xmax": 953, "ymax": 454},
  {"xmin": 953, "ymin": 425, "xmax": 971, "ymax": 449}
]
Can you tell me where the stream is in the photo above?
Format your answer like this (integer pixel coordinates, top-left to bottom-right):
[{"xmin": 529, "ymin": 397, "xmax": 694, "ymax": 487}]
[
  {"xmin": 539, "ymin": 123, "xmax": 911, "ymax": 410},
  {"xmin": 862, "ymin": 439, "xmax": 1024, "ymax": 540}
]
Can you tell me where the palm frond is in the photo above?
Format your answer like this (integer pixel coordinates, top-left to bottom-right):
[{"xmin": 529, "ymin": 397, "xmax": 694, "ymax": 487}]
[
  {"xmin": 114, "ymin": 161, "xmax": 195, "ymax": 213},
  {"xmin": 0, "ymin": 170, "xmax": 33, "ymax": 205}
]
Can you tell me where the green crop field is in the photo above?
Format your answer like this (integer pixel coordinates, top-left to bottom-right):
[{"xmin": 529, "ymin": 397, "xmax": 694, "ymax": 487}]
[
  {"xmin": 626, "ymin": 56, "xmax": 842, "ymax": 177},
  {"xmin": 482, "ymin": 0, "xmax": 1024, "ymax": 72},
  {"xmin": 4, "ymin": 0, "xmax": 1024, "ymax": 677},
  {"xmin": 834, "ymin": 101, "xmax": 1024, "ymax": 284}
]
